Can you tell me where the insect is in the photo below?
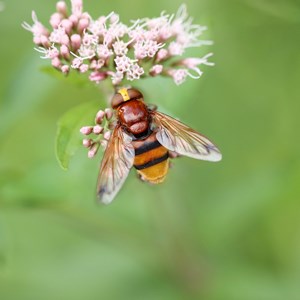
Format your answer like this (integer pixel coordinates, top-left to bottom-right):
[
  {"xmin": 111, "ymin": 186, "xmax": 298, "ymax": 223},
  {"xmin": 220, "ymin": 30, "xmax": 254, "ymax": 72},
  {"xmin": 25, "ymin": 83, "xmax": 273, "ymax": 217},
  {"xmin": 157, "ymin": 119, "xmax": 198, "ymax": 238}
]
[{"xmin": 97, "ymin": 87, "xmax": 222, "ymax": 204}]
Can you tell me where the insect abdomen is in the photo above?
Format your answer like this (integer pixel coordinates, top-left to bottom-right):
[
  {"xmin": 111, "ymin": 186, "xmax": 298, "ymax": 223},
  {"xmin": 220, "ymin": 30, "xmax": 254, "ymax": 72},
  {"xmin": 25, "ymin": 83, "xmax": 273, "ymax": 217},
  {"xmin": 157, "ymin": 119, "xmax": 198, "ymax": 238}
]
[{"xmin": 132, "ymin": 132, "xmax": 169, "ymax": 184}]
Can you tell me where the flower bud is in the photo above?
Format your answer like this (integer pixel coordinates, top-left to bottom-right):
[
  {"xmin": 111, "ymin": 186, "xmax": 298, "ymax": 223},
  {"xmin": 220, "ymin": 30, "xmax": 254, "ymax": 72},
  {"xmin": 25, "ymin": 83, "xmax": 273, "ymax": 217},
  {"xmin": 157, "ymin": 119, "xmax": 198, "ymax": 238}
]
[
  {"xmin": 69, "ymin": 14, "xmax": 79, "ymax": 26},
  {"xmin": 40, "ymin": 35, "xmax": 50, "ymax": 48},
  {"xmin": 52, "ymin": 57, "xmax": 61, "ymax": 68},
  {"xmin": 56, "ymin": 1, "xmax": 68, "ymax": 16},
  {"xmin": 89, "ymin": 71, "xmax": 108, "ymax": 83},
  {"xmin": 50, "ymin": 13, "xmax": 63, "ymax": 29},
  {"xmin": 93, "ymin": 125, "xmax": 104, "ymax": 135},
  {"xmin": 33, "ymin": 36, "xmax": 41, "ymax": 45},
  {"xmin": 60, "ymin": 44, "xmax": 70, "ymax": 59},
  {"xmin": 100, "ymin": 140, "xmax": 108, "ymax": 150},
  {"xmin": 88, "ymin": 143, "xmax": 100, "ymax": 158},
  {"xmin": 70, "ymin": 34, "xmax": 81, "ymax": 51},
  {"xmin": 104, "ymin": 108, "xmax": 113, "ymax": 120},
  {"xmin": 110, "ymin": 13, "xmax": 119, "ymax": 24},
  {"xmin": 61, "ymin": 19, "xmax": 73, "ymax": 34},
  {"xmin": 80, "ymin": 126, "xmax": 93, "ymax": 135},
  {"xmin": 156, "ymin": 49, "xmax": 169, "ymax": 62},
  {"xmin": 61, "ymin": 65, "xmax": 70, "ymax": 74},
  {"xmin": 82, "ymin": 138, "xmax": 93, "ymax": 148},
  {"xmin": 95, "ymin": 110, "xmax": 105, "ymax": 124},
  {"xmin": 60, "ymin": 34, "xmax": 70, "ymax": 46},
  {"xmin": 103, "ymin": 131, "xmax": 111, "ymax": 141},
  {"xmin": 149, "ymin": 64, "xmax": 163, "ymax": 76},
  {"xmin": 79, "ymin": 64, "xmax": 89, "ymax": 73},
  {"xmin": 77, "ymin": 18, "xmax": 89, "ymax": 34}
]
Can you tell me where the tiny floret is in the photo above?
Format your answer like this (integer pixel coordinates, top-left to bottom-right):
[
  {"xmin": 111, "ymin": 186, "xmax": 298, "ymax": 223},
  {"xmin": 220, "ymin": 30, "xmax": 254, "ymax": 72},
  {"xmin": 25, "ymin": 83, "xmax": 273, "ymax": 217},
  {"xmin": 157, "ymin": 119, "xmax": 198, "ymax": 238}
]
[
  {"xmin": 80, "ymin": 108, "xmax": 115, "ymax": 158},
  {"xmin": 24, "ymin": 1, "xmax": 214, "ymax": 86}
]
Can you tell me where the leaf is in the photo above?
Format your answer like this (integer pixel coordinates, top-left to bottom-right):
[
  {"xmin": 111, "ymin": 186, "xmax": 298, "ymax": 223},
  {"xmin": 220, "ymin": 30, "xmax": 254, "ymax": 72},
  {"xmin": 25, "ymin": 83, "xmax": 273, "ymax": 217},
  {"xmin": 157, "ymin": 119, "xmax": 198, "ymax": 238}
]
[{"xmin": 55, "ymin": 100, "xmax": 103, "ymax": 170}]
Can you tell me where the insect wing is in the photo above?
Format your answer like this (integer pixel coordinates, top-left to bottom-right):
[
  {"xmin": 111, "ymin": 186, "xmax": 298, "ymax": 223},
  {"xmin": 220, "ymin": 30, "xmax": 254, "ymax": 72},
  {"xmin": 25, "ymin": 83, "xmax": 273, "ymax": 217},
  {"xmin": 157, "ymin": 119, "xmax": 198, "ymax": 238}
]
[
  {"xmin": 151, "ymin": 111, "xmax": 222, "ymax": 162},
  {"xmin": 97, "ymin": 125, "xmax": 135, "ymax": 204}
]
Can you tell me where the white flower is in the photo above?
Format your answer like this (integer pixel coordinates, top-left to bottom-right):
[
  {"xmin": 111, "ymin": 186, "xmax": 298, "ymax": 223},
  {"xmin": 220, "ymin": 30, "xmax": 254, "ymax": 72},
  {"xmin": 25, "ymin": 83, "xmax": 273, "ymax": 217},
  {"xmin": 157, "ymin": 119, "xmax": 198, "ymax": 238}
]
[
  {"xmin": 168, "ymin": 42, "xmax": 184, "ymax": 56},
  {"xmin": 24, "ymin": 2, "xmax": 214, "ymax": 86},
  {"xmin": 167, "ymin": 68, "xmax": 203, "ymax": 85},
  {"xmin": 112, "ymin": 40, "xmax": 129, "ymax": 56},
  {"xmin": 34, "ymin": 45, "xmax": 59, "ymax": 59},
  {"xmin": 97, "ymin": 44, "xmax": 113, "ymax": 59},
  {"xmin": 49, "ymin": 26, "xmax": 69, "ymax": 44},
  {"xmin": 111, "ymin": 72, "xmax": 124, "ymax": 85},
  {"xmin": 22, "ymin": 11, "xmax": 49, "ymax": 44},
  {"xmin": 71, "ymin": 57, "xmax": 83, "ymax": 69},
  {"xmin": 134, "ymin": 40, "xmax": 163, "ymax": 59},
  {"xmin": 78, "ymin": 45, "xmax": 96, "ymax": 58},
  {"xmin": 114, "ymin": 55, "xmax": 133, "ymax": 73},
  {"xmin": 127, "ymin": 63, "xmax": 144, "ymax": 81}
]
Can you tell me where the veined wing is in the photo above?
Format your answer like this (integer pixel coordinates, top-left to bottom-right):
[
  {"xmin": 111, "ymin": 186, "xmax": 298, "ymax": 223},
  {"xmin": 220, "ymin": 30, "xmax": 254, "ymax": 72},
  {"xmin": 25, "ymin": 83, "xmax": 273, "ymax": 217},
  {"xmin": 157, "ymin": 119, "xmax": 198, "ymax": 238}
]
[
  {"xmin": 97, "ymin": 125, "xmax": 135, "ymax": 204},
  {"xmin": 151, "ymin": 111, "xmax": 222, "ymax": 162}
]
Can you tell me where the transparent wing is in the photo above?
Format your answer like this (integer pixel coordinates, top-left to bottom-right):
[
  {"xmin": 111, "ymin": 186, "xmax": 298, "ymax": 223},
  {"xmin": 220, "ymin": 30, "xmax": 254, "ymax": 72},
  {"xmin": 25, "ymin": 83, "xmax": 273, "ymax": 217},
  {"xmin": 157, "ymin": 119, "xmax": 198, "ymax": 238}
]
[
  {"xmin": 151, "ymin": 111, "xmax": 222, "ymax": 162},
  {"xmin": 97, "ymin": 125, "xmax": 135, "ymax": 204}
]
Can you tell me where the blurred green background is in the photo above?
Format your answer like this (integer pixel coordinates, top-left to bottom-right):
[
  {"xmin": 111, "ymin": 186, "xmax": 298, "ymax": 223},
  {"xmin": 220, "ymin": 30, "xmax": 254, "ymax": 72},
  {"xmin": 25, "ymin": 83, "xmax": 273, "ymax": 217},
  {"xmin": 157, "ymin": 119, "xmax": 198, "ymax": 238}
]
[{"xmin": 1, "ymin": 0, "xmax": 300, "ymax": 299}]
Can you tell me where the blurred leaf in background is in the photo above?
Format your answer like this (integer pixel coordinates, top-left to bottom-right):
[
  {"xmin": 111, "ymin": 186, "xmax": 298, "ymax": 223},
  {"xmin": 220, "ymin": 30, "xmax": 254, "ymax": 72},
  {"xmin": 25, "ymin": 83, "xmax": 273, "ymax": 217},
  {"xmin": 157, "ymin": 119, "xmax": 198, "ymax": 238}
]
[{"xmin": 1, "ymin": 0, "xmax": 300, "ymax": 300}]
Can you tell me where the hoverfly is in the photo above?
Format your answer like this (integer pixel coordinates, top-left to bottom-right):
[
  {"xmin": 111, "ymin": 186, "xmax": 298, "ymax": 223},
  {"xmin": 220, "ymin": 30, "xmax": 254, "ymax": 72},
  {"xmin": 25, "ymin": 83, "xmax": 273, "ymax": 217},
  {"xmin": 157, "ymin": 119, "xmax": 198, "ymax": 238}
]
[{"xmin": 97, "ymin": 87, "xmax": 222, "ymax": 204}]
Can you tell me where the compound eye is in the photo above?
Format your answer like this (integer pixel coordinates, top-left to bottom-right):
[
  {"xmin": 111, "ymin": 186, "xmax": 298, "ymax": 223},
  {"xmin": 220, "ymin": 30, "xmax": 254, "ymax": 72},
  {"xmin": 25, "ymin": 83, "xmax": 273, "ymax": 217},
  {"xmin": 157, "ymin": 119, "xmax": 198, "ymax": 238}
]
[
  {"xmin": 128, "ymin": 88, "xmax": 143, "ymax": 101},
  {"xmin": 111, "ymin": 93, "xmax": 124, "ymax": 109}
]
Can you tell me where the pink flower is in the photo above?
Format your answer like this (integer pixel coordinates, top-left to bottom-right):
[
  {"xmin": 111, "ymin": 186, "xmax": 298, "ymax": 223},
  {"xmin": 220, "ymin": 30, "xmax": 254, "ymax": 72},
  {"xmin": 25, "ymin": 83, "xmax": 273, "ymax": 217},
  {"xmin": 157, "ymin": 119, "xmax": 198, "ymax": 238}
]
[
  {"xmin": 70, "ymin": 34, "xmax": 81, "ymax": 50},
  {"xmin": 60, "ymin": 45, "xmax": 70, "ymax": 59},
  {"xmin": 56, "ymin": 1, "xmax": 68, "ymax": 16},
  {"xmin": 49, "ymin": 26, "xmax": 69, "ymax": 45},
  {"xmin": 24, "ymin": 2, "xmax": 213, "ymax": 87},
  {"xmin": 179, "ymin": 53, "xmax": 215, "ymax": 68},
  {"xmin": 93, "ymin": 125, "xmax": 104, "ymax": 134},
  {"xmin": 110, "ymin": 72, "xmax": 124, "ymax": 85},
  {"xmin": 79, "ymin": 64, "xmax": 89, "ymax": 73},
  {"xmin": 50, "ymin": 12, "xmax": 63, "ymax": 29},
  {"xmin": 167, "ymin": 68, "xmax": 203, "ymax": 85},
  {"xmin": 35, "ymin": 45, "xmax": 59, "ymax": 59},
  {"xmin": 114, "ymin": 55, "xmax": 132, "ymax": 73},
  {"xmin": 71, "ymin": 0, "xmax": 83, "ymax": 17},
  {"xmin": 80, "ymin": 126, "xmax": 93, "ymax": 135},
  {"xmin": 168, "ymin": 42, "xmax": 184, "ymax": 56},
  {"xmin": 96, "ymin": 44, "xmax": 113, "ymax": 59},
  {"xmin": 95, "ymin": 110, "xmax": 105, "ymax": 124},
  {"xmin": 149, "ymin": 64, "xmax": 163, "ymax": 76},
  {"xmin": 104, "ymin": 108, "xmax": 113, "ymax": 120},
  {"xmin": 156, "ymin": 49, "xmax": 169, "ymax": 62},
  {"xmin": 61, "ymin": 65, "xmax": 70, "ymax": 74},
  {"xmin": 134, "ymin": 40, "xmax": 163, "ymax": 59},
  {"xmin": 127, "ymin": 63, "xmax": 144, "ymax": 81},
  {"xmin": 80, "ymin": 108, "xmax": 116, "ymax": 158},
  {"xmin": 22, "ymin": 11, "xmax": 49, "ymax": 44},
  {"xmin": 112, "ymin": 40, "xmax": 129, "ymax": 56},
  {"xmin": 89, "ymin": 71, "xmax": 108, "ymax": 83},
  {"xmin": 103, "ymin": 131, "xmax": 111, "ymax": 141},
  {"xmin": 88, "ymin": 143, "xmax": 99, "ymax": 158},
  {"xmin": 71, "ymin": 57, "xmax": 83, "ymax": 69},
  {"xmin": 83, "ymin": 138, "xmax": 93, "ymax": 148}
]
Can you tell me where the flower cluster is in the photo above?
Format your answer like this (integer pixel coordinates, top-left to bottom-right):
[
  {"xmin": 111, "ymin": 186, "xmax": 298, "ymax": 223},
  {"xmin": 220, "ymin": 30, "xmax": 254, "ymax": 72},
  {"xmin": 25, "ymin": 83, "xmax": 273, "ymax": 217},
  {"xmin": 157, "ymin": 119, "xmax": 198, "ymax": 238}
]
[
  {"xmin": 23, "ymin": 0, "xmax": 214, "ymax": 86},
  {"xmin": 80, "ymin": 108, "xmax": 114, "ymax": 158}
]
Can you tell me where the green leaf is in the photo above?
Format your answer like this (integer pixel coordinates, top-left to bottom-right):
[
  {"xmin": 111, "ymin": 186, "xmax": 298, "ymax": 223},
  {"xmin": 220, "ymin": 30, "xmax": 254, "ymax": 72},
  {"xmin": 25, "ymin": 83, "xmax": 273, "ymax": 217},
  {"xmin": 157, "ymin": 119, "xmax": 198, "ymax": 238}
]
[{"xmin": 55, "ymin": 100, "xmax": 103, "ymax": 170}]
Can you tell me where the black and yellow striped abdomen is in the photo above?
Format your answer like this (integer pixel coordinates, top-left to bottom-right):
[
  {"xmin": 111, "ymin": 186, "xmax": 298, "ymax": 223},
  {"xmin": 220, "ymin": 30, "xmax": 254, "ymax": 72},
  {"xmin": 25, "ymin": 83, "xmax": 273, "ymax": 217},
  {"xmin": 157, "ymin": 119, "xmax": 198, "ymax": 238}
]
[{"xmin": 132, "ymin": 132, "xmax": 169, "ymax": 184}]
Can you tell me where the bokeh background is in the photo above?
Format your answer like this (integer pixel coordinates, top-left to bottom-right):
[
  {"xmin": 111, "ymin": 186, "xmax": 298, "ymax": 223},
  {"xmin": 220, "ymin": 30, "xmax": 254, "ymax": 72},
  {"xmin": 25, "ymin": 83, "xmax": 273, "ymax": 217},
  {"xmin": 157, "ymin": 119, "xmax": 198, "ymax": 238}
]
[{"xmin": 1, "ymin": 0, "xmax": 300, "ymax": 299}]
